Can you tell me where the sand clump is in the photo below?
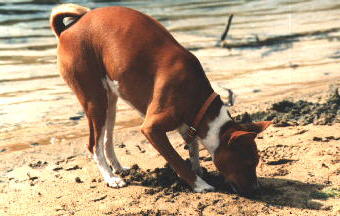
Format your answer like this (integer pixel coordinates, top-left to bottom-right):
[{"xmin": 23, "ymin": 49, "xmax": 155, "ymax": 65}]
[{"xmin": 236, "ymin": 89, "xmax": 340, "ymax": 126}]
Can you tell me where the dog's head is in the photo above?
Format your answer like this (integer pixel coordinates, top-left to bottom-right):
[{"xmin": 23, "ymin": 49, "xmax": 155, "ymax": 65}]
[{"xmin": 213, "ymin": 121, "xmax": 271, "ymax": 196}]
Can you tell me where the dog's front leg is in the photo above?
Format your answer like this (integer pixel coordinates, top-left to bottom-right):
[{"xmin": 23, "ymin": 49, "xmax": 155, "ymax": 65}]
[
  {"xmin": 178, "ymin": 125, "xmax": 203, "ymax": 175},
  {"xmin": 188, "ymin": 140, "xmax": 203, "ymax": 175},
  {"xmin": 142, "ymin": 116, "xmax": 214, "ymax": 192}
]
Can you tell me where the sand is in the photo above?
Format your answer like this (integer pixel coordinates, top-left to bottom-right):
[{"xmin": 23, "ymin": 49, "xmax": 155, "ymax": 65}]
[
  {"xmin": 1, "ymin": 86, "xmax": 339, "ymax": 215},
  {"xmin": 1, "ymin": 29, "xmax": 340, "ymax": 216}
]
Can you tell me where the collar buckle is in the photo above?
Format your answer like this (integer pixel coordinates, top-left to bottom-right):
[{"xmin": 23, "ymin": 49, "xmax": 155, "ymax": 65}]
[{"xmin": 186, "ymin": 126, "xmax": 197, "ymax": 138}]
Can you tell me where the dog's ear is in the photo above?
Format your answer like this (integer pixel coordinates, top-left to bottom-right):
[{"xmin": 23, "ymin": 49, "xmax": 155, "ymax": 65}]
[
  {"xmin": 228, "ymin": 131, "xmax": 257, "ymax": 146},
  {"xmin": 211, "ymin": 83, "xmax": 236, "ymax": 106},
  {"xmin": 238, "ymin": 121, "xmax": 272, "ymax": 134}
]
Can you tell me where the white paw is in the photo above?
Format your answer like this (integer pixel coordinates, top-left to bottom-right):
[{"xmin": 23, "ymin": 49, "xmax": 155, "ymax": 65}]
[
  {"xmin": 106, "ymin": 176, "xmax": 126, "ymax": 188},
  {"xmin": 193, "ymin": 176, "xmax": 215, "ymax": 193},
  {"xmin": 121, "ymin": 167, "xmax": 130, "ymax": 171}
]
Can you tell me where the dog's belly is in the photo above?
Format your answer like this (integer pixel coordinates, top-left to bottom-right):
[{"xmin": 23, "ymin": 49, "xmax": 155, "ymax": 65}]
[{"xmin": 103, "ymin": 75, "xmax": 146, "ymax": 116}]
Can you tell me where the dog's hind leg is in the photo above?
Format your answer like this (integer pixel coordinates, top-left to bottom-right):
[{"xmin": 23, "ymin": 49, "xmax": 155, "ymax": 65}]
[
  {"xmin": 87, "ymin": 92, "xmax": 126, "ymax": 188},
  {"xmin": 102, "ymin": 81, "xmax": 126, "ymax": 173},
  {"xmin": 66, "ymin": 74, "xmax": 126, "ymax": 188},
  {"xmin": 57, "ymin": 39, "xmax": 126, "ymax": 187}
]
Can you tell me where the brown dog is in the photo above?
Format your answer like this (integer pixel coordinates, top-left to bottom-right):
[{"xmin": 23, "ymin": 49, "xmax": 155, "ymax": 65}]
[{"xmin": 50, "ymin": 4, "xmax": 271, "ymax": 195}]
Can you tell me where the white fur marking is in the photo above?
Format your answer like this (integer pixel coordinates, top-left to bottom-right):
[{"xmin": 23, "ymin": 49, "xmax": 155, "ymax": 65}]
[
  {"xmin": 193, "ymin": 176, "xmax": 215, "ymax": 192},
  {"xmin": 51, "ymin": 3, "xmax": 89, "ymax": 18},
  {"xmin": 105, "ymin": 76, "xmax": 120, "ymax": 97},
  {"xmin": 106, "ymin": 176, "xmax": 127, "ymax": 188},
  {"xmin": 50, "ymin": 4, "xmax": 89, "ymax": 37},
  {"xmin": 201, "ymin": 105, "xmax": 232, "ymax": 157},
  {"xmin": 101, "ymin": 78, "xmax": 125, "ymax": 172},
  {"xmin": 104, "ymin": 76, "xmax": 144, "ymax": 116},
  {"xmin": 93, "ymin": 112, "xmax": 126, "ymax": 188}
]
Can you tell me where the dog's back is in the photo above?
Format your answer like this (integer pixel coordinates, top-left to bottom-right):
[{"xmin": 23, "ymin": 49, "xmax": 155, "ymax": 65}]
[{"xmin": 56, "ymin": 6, "xmax": 212, "ymax": 116}]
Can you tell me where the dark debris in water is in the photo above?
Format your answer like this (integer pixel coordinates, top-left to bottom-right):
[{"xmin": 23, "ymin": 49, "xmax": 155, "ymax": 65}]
[
  {"xmin": 0, "ymin": 148, "xmax": 6, "ymax": 153},
  {"xmin": 235, "ymin": 89, "xmax": 340, "ymax": 127},
  {"xmin": 312, "ymin": 136, "xmax": 340, "ymax": 142},
  {"xmin": 118, "ymin": 161, "xmax": 231, "ymax": 195},
  {"xmin": 69, "ymin": 112, "xmax": 85, "ymax": 121}
]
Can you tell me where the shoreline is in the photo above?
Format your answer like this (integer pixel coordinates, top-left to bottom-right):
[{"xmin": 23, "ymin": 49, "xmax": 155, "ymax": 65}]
[{"xmin": 1, "ymin": 30, "xmax": 340, "ymax": 155}]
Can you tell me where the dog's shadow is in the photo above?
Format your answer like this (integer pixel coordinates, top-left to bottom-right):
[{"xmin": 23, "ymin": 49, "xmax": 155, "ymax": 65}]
[
  {"xmin": 250, "ymin": 177, "xmax": 329, "ymax": 210},
  {"xmin": 203, "ymin": 172, "xmax": 330, "ymax": 210}
]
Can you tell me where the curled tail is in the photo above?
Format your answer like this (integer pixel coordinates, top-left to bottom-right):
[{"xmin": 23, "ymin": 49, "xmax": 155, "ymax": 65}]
[{"xmin": 50, "ymin": 4, "xmax": 90, "ymax": 38}]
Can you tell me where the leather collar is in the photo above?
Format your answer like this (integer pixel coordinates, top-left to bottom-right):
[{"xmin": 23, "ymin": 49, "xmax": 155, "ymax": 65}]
[{"xmin": 184, "ymin": 92, "xmax": 219, "ymax": 143}]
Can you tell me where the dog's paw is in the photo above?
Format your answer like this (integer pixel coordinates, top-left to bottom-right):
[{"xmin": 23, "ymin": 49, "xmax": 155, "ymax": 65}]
[
  {"xmin": 193, "ymin": 176, "xmax": 215, "ymax": 193},
  {"xmin": 121, "ymin": 167, "xmax": 130, "ymax": 171},
  {"xmin": 106, "ymin": 176, "xmax": 127, "ymax": 188}
]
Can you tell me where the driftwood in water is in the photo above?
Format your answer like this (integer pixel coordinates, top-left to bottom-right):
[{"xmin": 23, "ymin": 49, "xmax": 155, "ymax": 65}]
[
  {"xmin": 222, "ymin": 27, "xmax": 340, "ymax": 49},
  {"xmin": 220, "ymin": 14, "xmax": 234, "ymax": 42}
]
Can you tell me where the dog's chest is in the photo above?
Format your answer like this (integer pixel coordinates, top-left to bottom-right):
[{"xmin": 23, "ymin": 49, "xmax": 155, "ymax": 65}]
[{"xmin": 201, "ymin": 105, "xmax": 232, "ymax": 157}]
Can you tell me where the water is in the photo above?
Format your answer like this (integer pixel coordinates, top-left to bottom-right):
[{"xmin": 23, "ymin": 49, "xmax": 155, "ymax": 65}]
[
  {"xmin": 0, "ymin": 0, "xmax": 339, "ymax": 152},
  {"xmin": 0, "ymin": 0, "xmax": 339, "ymax": 68}
]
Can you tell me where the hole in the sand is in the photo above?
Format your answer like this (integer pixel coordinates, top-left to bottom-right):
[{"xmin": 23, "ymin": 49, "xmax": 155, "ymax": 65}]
[
  {"xmin": 116, "ymin": 163, "xmax": 332, "ymax": 210},
  {"xmin": 117, "ymin": 162, "xmax": 233, "ymax": 194}
]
